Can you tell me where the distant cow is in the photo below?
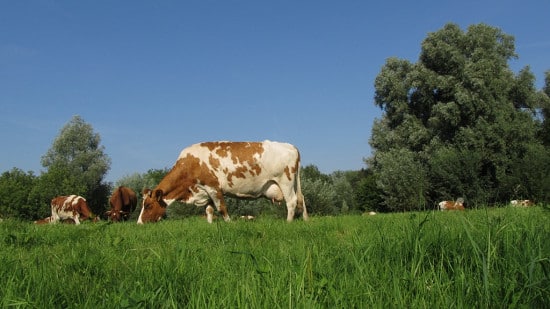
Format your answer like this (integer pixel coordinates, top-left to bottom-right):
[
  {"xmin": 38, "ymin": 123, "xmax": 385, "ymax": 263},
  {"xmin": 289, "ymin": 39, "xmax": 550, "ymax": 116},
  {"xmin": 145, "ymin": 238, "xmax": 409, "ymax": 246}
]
[
  {"xmin": 106, "ymin": 186, "xmax": 137, "ymax": 222},
  {"xmin": 138, "ymin": 140, "xmax": 308, "ymax": 224},
  {"xmin": 510, "ymin": 199, "xmax": 534, "ymax": 207},
  {"xmin": 439, "ymin": 198, "xmax": 465, "ymax": 211},
  {"xmin": 35, "ymin": 195, "xmax": 99, "ymax": 224}
]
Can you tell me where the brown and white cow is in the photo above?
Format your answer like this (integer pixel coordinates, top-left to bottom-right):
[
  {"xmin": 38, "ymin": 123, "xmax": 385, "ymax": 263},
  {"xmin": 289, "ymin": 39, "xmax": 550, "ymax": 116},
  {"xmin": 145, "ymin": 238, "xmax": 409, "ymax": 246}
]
[
  {"xmin": 35, "ymin": 195, "xmax": 99, "ymax": 225},
  {"xmin": 138, "ymin": 140, "xmax": 308, "ymax": 224},
  {"xmin": 510, "ymin": 199, "xmax": 534, "ymax": 207},
  {"xmin": 439, "ymin": 198, "xmax": 465, "ymax": 211},
  {"xmin": 106, "ymin": 186, "xmax": 138, "ymax": 222}
]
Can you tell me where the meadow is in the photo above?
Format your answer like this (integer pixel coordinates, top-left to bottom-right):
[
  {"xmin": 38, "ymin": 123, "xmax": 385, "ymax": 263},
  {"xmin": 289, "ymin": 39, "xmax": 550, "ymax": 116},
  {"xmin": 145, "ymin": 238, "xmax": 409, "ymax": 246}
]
[{"xmin": 1, "ymin": 206, "xmax": 548, "ymax": 308}]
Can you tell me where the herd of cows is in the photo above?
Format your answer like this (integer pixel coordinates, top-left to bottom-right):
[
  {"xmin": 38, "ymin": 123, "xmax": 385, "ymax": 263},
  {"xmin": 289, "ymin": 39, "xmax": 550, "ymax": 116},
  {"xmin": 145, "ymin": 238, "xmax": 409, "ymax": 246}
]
[
  {"xmin": 35, "ymin": 140, "xmax": 309, "ymax": 225},
  {"xmin": 32, "ymin": 140, "xmax": 537, "ymax": 225},
  {"xmin": 437, "ymin": 198, "xmax": 535, "ymax": 211},
  {"xmin": 34, "ymin": 186, "xmax": 136, "ymax": 224}
]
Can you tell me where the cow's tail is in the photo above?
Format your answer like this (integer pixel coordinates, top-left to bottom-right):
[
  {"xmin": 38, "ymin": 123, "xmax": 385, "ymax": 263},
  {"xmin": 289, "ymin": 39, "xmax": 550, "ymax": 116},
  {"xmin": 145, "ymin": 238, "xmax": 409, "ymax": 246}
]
[{"xmin": 296, "ymin": 160, "xmax": 308, "ymax": 220}]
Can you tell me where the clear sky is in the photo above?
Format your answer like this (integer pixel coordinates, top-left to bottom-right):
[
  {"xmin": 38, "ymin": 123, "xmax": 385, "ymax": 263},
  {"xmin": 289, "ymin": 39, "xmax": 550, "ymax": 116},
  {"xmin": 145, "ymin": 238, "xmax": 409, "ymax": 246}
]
[{"xmin": 1, "ymin": 1, "xmax": 549, "ymax": 182}]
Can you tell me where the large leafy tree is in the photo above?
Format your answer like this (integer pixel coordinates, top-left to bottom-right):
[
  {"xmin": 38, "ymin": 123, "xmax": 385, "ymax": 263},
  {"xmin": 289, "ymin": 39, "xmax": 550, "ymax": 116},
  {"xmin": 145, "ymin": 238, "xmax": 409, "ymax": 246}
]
[
  {"xmin": 31, "ymin": 115, "xmax": 111, "ymax": 216},
  {"xmin": 368, "ymin": 23, "xmax": 548, "ymax": 210}
]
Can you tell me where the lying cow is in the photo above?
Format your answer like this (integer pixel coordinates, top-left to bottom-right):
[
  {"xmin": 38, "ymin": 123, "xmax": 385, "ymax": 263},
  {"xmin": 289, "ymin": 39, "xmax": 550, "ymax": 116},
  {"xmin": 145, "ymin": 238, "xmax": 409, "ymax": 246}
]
[
  {"xmin": 35, "ymin": 195, "xmax": 99, "ymax": 224},
  {"xmin": 510, "ymin": 199, "xmax": 534, "ymax": 207},
  {"xmin": 439, "ymin": 198, "xmax": 465, "ymax": 211},
  {"xmin": 138, "ymin": 140, "xmax": 308, "ymax": 224},
  {"xmin": 106, "ymin": 186, "xmax": 137, "ymax": 222}
]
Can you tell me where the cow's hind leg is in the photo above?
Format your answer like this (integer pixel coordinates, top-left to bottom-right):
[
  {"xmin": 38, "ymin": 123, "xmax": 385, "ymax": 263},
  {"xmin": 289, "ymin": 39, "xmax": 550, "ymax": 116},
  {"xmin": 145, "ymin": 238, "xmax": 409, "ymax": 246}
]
[
  {"xmin": 208, "ymin": 191, "xmax": 231, "ymax": 222},
  {"xmin": 217, "ymin": 199, "xmax": 230, "ymax": 222},
  {"xmin": 281, "ymin": 191, "xmax": 298, "ymax": 222}
]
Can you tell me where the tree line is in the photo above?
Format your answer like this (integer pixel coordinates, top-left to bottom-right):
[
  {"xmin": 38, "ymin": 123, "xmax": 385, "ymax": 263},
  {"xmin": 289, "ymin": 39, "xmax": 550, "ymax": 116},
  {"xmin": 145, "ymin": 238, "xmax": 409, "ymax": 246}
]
[{"xmin": 1, "ymin": 23, "xmax": 549, "ymax": 220}]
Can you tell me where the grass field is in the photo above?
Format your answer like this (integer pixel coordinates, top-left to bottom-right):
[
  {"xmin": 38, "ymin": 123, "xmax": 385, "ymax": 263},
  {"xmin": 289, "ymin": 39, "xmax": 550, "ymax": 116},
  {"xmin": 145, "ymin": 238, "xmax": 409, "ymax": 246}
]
[{"xmin": 1, "ymin": 206, "xmax": 549, "ymax": 308}]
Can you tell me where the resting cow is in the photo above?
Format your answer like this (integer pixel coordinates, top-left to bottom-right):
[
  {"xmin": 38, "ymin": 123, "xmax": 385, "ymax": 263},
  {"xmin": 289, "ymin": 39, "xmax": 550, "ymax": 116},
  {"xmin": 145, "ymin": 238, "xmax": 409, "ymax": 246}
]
[
  {"xmin": 138, "ymin": 140, "xmax": 308, "ymax": 223},
  {"xmin": 35, "ymin": 195, "xmax": 99, "ymax": 224},
  {"xmin": 510, "ymin": 199, "xmax": 534, "ymax": 207},
  {"xmin": 106, "ymin": 186, "xmax": 138, "ymax": 222},
  {"xmin": 439, "ymin": 198, "xmax": 465, "ymax": 211}
]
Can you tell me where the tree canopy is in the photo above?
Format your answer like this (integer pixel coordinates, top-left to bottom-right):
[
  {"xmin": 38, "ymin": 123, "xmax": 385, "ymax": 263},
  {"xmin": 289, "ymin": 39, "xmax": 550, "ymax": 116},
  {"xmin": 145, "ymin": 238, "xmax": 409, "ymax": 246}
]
[
  {"xmin": 368, "ymin": 23, "xmax": 550, "ymax": 210},
  {"xmin": 34, "ymin": 115, "xmax": 111, "ymax": 216}
]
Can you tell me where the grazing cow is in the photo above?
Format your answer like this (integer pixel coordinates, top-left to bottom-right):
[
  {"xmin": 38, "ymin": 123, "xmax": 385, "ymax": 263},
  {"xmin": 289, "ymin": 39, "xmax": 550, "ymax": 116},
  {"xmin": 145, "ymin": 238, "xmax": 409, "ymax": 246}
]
[
  {"xmin": 35, "ymin": 195, "xmax": 99, "ymax": 225},
  {"xmin": 510, "ymin": 199, "xmax": 534, "ymax": 207},
  {"xmin": 138, "ymin": 140, "xmax": 308, "ymax": 224},
  {"xmin": 106, "ymin": 186, "xmax": 138, "ymax": 222},
  {"xmin": 439, "ymin": 198, "xmax": 465, "ymax": 211}
]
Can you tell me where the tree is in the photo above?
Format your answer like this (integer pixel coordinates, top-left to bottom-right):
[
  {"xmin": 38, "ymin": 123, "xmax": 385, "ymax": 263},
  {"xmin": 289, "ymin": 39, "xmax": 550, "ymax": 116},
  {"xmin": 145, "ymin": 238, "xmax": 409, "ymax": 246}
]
[
  {"xmin": 38, "ymin": 115, "xmax": 111, "ymax": 216},
  {"xmin": 540, "ymin": 71, "xmax": 550, "ymax": 146},
  {"xmin": 0, "ymin": 168, "xmax": 38, "ymax": 220},
  {"xmin": 368, "ymin": 23, "xmax": 547, "ymax": 210},
  {"xmin": 352, "ymin": 169, "xmax": 385, "ymax": 213},
  {"xmin": 115, "ymin": 168, "xmax": 170, "ymax": 198}
]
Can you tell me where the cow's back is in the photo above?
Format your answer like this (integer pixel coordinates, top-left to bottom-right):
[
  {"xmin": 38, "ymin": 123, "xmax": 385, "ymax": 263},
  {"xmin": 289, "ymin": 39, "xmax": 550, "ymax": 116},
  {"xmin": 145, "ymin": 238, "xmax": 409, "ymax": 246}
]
[{"xmin": 179, "ymin": 141, "xmax": 299, "ymax": 192}]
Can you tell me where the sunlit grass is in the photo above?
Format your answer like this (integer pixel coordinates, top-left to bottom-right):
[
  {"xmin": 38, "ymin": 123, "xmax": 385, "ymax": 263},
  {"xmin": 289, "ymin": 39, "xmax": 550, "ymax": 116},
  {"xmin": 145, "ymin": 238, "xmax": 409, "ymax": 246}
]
[{"xmin": 1, "ymin": 207, "xmax": 548, "ymax": 307}]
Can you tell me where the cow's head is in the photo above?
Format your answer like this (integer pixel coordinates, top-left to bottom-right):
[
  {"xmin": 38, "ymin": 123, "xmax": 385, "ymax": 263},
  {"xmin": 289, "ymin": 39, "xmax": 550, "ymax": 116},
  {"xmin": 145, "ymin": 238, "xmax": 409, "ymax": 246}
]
[
  {"xmin": 137, "ymin": 188, "xmax": 167, "ymax": 224},
  {"xmin": 105, "ymin": 209, "xmax": 124, "ymax": 222}
]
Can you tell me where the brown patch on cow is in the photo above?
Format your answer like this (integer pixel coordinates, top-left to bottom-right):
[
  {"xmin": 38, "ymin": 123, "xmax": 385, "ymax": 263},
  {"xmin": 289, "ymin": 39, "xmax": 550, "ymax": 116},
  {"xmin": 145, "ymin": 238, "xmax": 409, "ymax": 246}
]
[
  {"xmin": 163, "ymin": 153, "xmax": 221, "ymax": 200},
  {"xmin": 227, "ymin": 165, "xmax": 249, "ymax": 182},
  {"xmin": 139, "ymin": 153, "xmax": 223, "ymax": 223},
  {"xmin": 511, "ymin": 199, "xmax": 534, "ymax": 207},
  {"xmin": 203, "ymin": 142, "xmax": 264, "ymax": 187},
  {"xmin": 439, "ymin": 199, "xmax": 465, "ymax": 211},
  {"xmin": 71, "ymin": 196, "xmax": 95, "ymax": 221},
  {"xmin": 283, "ymin": 166, "xmax": 291, "ymax": 181},
  {"xmin": 201, "ymin": 142, "xmax": 264, "ymax": 168},
  {"xmin": 209, "ymin": 154, "xmax": 221, "ymax": 170}
]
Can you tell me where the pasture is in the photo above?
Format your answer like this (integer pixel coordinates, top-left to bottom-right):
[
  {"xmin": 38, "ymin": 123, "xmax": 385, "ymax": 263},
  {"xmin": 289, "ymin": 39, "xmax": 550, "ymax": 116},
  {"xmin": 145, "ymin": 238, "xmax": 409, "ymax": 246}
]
[{"xmin": 1, "ymin": 206, "xmax": 549, "ymax": 308}]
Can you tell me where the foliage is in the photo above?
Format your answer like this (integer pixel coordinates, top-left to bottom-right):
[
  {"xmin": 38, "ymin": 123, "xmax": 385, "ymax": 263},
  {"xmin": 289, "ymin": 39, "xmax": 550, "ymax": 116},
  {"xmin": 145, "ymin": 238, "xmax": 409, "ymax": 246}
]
[
  {"xmin": 368, "ymin": 23, "xmax": 549, "ymax": 210},
  {"xmin": 116, "ymin": 168, "xmax": 170, "ymax": 198},
  {"xmin": 350, "ymin": 169, "xmax": 385, "ymax": 212},
  {"xmin": 39, "ymin": 115, "xmax": 111, "ymax": 216},
  {"xmin": 1, "ymin": 207, "xmax": 548, "ymax": 307},
  {"xmin": 373, "ymin": 148, "xmax": 428, "ymax": 211},
  {"xmin": 0, "ymin": 168, "xmax": 37, "ymax": 220},
  {"xmin": 540, "ymin": 70, "xmax": 550, "ymax": 145}
]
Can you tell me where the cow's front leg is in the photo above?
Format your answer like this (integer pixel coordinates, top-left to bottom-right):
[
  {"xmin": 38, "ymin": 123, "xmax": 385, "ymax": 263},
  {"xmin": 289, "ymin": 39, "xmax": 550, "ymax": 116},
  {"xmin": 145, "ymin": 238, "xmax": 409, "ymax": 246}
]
[
  {"xmin": 73, "ymin": 215, "xmax": 81, "ymax": 225},
  {"xmin": 205, "ymin": 205, "xmax": 214, "ymax": 223}
]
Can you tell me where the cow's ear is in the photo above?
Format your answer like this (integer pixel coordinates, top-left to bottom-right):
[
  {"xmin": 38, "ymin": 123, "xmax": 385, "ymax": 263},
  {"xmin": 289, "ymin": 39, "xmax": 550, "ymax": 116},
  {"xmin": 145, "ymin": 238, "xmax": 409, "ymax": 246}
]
[
  {"xmin": 154, "ymin": 189, "xmax": 164, "ymax": 202},
  {"xmin": 142, "ymin": 188, "xmax": 151, "ymax": 196}
]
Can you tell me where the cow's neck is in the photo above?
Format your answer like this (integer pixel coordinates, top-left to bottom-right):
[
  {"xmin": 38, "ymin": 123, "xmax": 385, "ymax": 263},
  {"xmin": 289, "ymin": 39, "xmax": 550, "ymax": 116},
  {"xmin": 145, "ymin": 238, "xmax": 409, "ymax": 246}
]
[{"xmin": 155, "ymin": 164, "xmax": 189, "ymax": 204}]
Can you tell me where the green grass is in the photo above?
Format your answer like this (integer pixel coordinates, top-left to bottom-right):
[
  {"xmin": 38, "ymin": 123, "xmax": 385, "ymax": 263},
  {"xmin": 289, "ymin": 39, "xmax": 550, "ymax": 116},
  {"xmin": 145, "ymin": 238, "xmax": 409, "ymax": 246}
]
[{"xmin": 1, "ymin": 207, "xmax": 549, "ymax": 308}]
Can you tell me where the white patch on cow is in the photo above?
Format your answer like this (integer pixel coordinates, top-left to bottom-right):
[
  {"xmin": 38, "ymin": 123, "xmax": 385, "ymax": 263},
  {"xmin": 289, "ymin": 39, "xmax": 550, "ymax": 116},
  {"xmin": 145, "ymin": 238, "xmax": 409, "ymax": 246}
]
[
  {"xmin": 137, "ymin": 206, "xmax": 145, "ymax": 224},
  {"xmin": 187, "ymin": 185, "xmax": 213, "ymax": 207}
]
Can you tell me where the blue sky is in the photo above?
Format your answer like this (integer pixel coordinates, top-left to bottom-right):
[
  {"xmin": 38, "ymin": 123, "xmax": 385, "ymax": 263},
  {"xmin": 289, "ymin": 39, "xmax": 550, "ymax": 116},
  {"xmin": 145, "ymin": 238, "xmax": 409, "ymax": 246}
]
[{"xmin": 1, "ymin": 1, "xmax": 549, "ymax": 182}]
